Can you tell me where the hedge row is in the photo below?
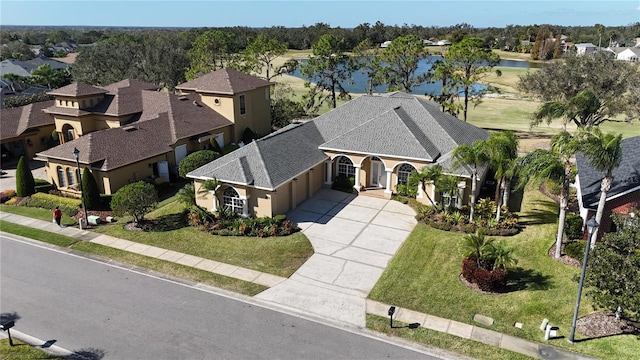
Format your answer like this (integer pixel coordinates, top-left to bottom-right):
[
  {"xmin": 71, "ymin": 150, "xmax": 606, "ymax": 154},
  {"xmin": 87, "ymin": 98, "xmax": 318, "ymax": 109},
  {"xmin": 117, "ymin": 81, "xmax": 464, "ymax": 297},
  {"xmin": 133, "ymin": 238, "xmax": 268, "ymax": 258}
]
[{"xmin": 24, "ymin": 192, "xmax": 81, "ymax": 217}]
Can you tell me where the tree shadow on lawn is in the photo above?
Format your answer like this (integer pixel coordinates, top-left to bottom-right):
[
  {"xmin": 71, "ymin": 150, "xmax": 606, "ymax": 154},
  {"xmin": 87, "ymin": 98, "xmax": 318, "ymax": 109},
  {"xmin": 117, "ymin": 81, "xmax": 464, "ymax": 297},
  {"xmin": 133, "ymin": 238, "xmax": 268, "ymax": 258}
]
[
  {"xmin": 518, "ymin": 200, "xmax": 558, "ymax": 226},
  {"xmin": 505, "ymin": 267, "xmax": 552, "ymax": 292},
  {"xmin": 139, "ymin": 212, "xmax": 188, "ymax": 232}
]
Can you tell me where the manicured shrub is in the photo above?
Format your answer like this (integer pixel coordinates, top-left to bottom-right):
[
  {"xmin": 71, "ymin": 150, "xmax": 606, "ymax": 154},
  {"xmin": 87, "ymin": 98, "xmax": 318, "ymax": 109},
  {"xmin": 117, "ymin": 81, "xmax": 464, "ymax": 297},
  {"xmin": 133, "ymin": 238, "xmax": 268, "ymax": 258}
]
[
  {"xmin": 81, "ymin": 168, "xmax": 101, "ymax": 210},
  {"xmin": 221, "ymin": 143, "xmax": 240, "ymax": 154},
  {"xmin": 33, "ymin": 178, "xmax": 54, "ymax": 193},
  {"xmin": 111, "ymin": 181, "xmax": 158, "ymax": 223},
  {"xmin": 178, "ymin": 150, "xmax": 220, "ymax": 179},
  {"xmin": 462, "ymin": 257, "xmax": 507, "ymax": 292},
  {"xmin": 564, "ymin": 213, "xmax": 584, "ymax": 240},
  {"xmin": 24, "ymin": 192, "xmax": 80, "ymax": 216},
  {"xmin": 15, "ymin": 156, "xmax": 36, "ymax": 197},
  {"xmin": 331, "ymin": 175, "xmax": 354, "ymax": 193},
  {"xmin": 208, "ymin": 137, "xmax": 222, "ymax": 153},
  {"xmin": 395, "ymin": 184, "xmax": 417, "ymax": 197},
  {"xmin": 565, "ymin": 240, "xmax": 586, "ymax": 263},
  {"xmin": 190, "ymin": 208, "xmax": 299, "ymax": 238},
  {"xmin": 0, "ymin": 190, "xmax": 16, "ymax": 203},
  {"xmin": 242, "ymin": 127, "xmax": 256, "ymax": 144}
]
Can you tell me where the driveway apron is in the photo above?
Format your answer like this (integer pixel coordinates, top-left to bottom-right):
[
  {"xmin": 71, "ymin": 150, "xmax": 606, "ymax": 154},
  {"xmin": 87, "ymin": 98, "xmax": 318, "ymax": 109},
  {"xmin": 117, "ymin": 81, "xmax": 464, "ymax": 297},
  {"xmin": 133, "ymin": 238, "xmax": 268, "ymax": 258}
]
[{"xmin": 255, "ymin": 189, "xmax": 416, "ymax": 327}]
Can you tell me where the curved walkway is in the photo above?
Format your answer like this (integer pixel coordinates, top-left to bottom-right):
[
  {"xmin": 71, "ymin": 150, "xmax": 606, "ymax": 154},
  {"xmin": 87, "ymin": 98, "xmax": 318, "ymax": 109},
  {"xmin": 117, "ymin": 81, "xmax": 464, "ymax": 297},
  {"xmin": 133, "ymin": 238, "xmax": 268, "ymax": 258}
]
[{"xmin": 255, "ymin": 189, "xmax": 417, "ymax": 327}]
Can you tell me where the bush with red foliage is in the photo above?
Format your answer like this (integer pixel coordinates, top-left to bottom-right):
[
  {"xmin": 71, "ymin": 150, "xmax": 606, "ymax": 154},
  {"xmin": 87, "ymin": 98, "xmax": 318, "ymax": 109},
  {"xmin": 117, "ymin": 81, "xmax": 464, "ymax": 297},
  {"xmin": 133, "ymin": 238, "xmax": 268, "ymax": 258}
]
[{"xmin": 462, "ymin": 257, "xmax": 507, "ymax": 292}]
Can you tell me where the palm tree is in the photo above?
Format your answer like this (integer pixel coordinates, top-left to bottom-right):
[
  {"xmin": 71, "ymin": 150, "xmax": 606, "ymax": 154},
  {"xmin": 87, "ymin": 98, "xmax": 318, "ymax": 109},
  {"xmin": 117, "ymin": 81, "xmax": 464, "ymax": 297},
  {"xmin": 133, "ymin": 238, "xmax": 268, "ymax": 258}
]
[
  {"xmin": 608, "ymin": 30, "xmax": 618, "ymax": 48},
  {"xmin": 484, "ymin": 131, "xmax": 518, "ymax": 221},
  {"xmin": 488, "ymin": 241, "xmax": 518, "ymax": 270},
  {"xmin": 409, "ymin": 164, "xmax": 443, "ymax": 207},
  {"xmin": 437, "ymin": 174, "xmax": 461, "ymax": 213},
  {"xmin": 594, "ymin": 23, "xmax": 605, "ymax": 48},
  {"xmin": 531, "ymin": 89, "xmax": 605, "ymax": 130},
  {"xmin": 452, "ymin": 141, "xmax": 488, "ymax": 222},
  {"xmin": 517, "ymin": 131, "xmax": 579, "ymax": 258},
  {"xmin": 458, "ymin": 232, "xmax": 494, "ymax": 267},
  {"xmin": 176, "ymin": 183, "xmax": 196, "ymax": 208},
  {"xmin": 578, "ymin": 128, "xmax": 623, "ymax": 247}
]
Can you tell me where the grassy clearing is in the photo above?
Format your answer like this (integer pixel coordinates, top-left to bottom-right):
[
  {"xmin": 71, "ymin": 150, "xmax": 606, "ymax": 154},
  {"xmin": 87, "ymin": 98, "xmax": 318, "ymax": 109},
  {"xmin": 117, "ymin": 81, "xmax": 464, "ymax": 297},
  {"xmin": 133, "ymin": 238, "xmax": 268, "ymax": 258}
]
[
  {"xmin": 367, "ymin": 315, "xmax": 533, "ymax": 360},
  {"xmin": 91, "ymin": 199, "xmax": 314, "ymax": 278},
  {"xmin": 368, "ymin": 188, "xmax": 638, "ymax": 359},
  {"xmin": 0, "ymin": 220, "xmax": 266, "ymax": 296},
  {"xmin": 0, "ymin": 338, "xmax": 62, "ymax": 359}
]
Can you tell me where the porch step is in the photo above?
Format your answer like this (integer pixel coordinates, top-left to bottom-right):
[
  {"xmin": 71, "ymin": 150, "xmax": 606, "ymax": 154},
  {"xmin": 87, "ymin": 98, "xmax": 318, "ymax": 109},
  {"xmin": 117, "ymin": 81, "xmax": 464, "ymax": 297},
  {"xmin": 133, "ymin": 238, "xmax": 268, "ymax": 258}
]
[{"xmin": 359, "ymin": 188, "xmax": 391, "ymax": 199}]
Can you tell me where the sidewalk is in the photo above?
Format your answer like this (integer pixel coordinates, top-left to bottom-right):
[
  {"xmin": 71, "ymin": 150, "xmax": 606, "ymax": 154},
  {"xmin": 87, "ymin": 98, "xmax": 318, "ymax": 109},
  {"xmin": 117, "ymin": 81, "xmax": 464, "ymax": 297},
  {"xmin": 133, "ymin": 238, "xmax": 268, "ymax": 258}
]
[
  {"xmin": 0, "ymin": 211, "xmax": 599, "ymax": 360},
  {"xmin": 0, "ymin": 212, "xmax": 286, "ymax": 288}
]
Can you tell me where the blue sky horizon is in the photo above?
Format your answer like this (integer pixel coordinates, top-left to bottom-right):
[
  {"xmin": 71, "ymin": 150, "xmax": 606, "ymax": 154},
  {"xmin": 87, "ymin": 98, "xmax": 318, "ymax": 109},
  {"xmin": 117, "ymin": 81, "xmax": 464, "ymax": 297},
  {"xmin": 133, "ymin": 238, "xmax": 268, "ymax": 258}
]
[{"xmin": 1, "ymin": 1, "xmax": 639, "ymax": 29}]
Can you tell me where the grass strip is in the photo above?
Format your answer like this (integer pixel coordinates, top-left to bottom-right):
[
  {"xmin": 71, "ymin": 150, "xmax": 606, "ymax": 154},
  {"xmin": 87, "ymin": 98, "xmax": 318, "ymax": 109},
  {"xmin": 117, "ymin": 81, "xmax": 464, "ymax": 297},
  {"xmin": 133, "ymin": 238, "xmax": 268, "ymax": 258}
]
[
  {"xmin": 0, "ymin": 338, "xmax": 62, "ymax": 359},
  {"xmin": 0, "ymin": 221, "xmax": 266, "ymax": 296},
  {"xmin": 367, "ymin": 314, "xmax": 534, "ymax": 360}
]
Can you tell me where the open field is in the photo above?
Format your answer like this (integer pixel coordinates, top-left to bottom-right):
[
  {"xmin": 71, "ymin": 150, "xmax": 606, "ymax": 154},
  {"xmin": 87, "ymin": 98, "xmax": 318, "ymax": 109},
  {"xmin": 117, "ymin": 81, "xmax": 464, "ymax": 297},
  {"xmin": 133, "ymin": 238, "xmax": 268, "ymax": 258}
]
[{"xmin": 367, "ymin": 187, "xmax": 638, "ymax": 360}]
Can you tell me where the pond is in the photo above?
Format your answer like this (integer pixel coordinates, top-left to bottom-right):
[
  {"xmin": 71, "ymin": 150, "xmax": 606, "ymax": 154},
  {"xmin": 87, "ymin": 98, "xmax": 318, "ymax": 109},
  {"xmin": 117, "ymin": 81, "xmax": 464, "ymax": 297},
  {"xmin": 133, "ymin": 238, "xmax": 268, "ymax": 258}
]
[{"xmin": 289, "ymin": 55, "xmax": 539, "ymax": 96}]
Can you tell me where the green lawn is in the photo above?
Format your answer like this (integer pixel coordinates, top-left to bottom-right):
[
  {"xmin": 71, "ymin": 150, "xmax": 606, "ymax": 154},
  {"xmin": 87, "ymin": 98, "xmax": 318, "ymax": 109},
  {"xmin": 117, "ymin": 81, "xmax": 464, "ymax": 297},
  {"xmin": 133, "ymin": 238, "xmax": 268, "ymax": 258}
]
[
  {"xmin": 0, "ymin": 220, "xmax": 266, "ymax": 295},
  {"xmin": 90, "ymin": 200, "xmax": 314, "ymax": 278},
  {"xmin": 0, "ymin": 338, "xmax": 62, "ymax": 359},
  {"xmin": 368, "ymin": 188, "xmax": 638, "ymax": 360},
  {"xmin": 0, "ymin": 204, "xmax": 78, "ymax": 226}
]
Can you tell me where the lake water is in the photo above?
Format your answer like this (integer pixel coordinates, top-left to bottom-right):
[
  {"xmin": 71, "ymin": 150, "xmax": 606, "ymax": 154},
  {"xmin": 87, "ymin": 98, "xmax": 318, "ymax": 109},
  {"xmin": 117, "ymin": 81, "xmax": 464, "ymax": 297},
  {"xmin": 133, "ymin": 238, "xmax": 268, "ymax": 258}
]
[{"xmin": 290, "ymin": 56, "xmax": 538, "ymax": 96}]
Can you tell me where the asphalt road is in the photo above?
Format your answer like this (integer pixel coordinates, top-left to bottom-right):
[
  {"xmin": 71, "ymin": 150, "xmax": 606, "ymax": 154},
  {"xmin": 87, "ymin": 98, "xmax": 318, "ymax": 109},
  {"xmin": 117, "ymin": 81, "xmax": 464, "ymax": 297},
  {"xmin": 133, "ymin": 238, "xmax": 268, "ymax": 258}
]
[{"xmin": 0, "ymin": 234, "xmax": 447, "ymax": 360}]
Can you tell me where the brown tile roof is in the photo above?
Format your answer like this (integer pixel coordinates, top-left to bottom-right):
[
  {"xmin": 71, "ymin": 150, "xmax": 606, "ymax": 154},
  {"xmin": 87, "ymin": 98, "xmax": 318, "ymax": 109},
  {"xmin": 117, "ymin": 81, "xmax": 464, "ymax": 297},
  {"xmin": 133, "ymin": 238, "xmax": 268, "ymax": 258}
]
[
  {"xmin": 47, "ymin": 82, "xmax": 107, "ymax": 97},
  {"xmin": 176, "ymin": 68, "xmax": 272, "ymax": 95},
  {"xmin": 43, "ymin": 106, "xmax": 92, "ymax": 116},
  {"xmin": 102, "ymin": 78, "xmax": 160, "ymax": 92},
  {"xmin": 0, "ymin": 100, "xmax": 54, "ymax": 140},
  {"xmin": 37, "ymin": 91, "xmax": 233, "ymax": 171}
]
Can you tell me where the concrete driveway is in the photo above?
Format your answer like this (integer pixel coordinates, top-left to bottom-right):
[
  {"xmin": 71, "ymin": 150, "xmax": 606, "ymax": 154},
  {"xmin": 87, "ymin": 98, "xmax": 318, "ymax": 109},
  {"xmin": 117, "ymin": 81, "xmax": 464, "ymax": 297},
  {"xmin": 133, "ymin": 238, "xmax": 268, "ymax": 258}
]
[
  {"xmin": 0, "ymin": 160, "xmax": 47, "ymax": 192},
  {"xmin": 255, "ymin": 189, "xmax": 416, "ymax": 327}
]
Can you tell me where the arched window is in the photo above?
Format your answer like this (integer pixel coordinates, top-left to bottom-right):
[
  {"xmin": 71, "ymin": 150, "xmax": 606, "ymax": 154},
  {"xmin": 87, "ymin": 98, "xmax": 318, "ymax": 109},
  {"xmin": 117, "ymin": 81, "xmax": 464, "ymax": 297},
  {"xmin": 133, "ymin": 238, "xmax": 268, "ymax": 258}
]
[
  {"xmin": 337, "ymin": 157, "xmax": 355, "ymax": 177},
  {"xmin": 67, "ymin": 168, "xmax": 75, "ymax": 185},
  {"xmin": 397, "ymin": 163, "xmax": 416, "ymax": 185},
  {"xmin": 222, "ymin": 187, "xmax": 243, "ymax": 214},
  {"xmin": 57, "ymin": 166, "xmax": 66, "ymax": 187}
]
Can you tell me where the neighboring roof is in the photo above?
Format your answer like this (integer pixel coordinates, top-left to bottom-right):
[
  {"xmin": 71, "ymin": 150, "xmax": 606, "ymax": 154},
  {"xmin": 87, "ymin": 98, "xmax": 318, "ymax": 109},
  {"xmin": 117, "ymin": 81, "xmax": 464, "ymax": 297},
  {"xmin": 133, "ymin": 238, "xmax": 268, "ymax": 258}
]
[
  {"xmin": 0, "ymin": 57, "xmax": 69, "ymax": 78},
  {"xmin": 47, "ymin": 82, "xmax": 107, "ymax": 97},
  {"xmin": 617, "ymin": 48, "xmax": 640, "ymax": 56},
  {"xmin": 189, "ymin": 92, "xmax": 489, "ymax": 189},
  {"xmin": 37, "ymin": 91, "xmax": 233, "ymax": 171},
  {"xmin": 576, "ymin": 136, "xmax": 640, "ymax": 208},
  {"xmin": 176, "ymin": 67, "xmax": 272, "ymax": 95},
  {"xmin": 575, "ymin": 43, "xmax": 597, "ymax": 48},
  {"xmin": 0, "ymin": 100, "xmax": 55, "ymax": 141}
]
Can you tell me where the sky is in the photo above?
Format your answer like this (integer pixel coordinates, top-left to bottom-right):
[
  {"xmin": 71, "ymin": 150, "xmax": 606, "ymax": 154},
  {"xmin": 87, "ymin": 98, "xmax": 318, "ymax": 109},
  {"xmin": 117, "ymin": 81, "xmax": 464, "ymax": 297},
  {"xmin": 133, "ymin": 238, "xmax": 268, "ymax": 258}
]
[{"xmin": 1, "ymin": 1, "xmax": 639, "ymax": 28}]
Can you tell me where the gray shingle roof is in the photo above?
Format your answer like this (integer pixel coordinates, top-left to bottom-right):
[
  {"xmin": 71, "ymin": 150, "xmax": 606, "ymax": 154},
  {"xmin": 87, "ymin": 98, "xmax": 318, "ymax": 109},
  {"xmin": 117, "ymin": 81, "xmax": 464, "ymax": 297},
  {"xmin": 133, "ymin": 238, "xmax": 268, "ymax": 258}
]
[
  {"xmin": 189, "ymin": 93, "xmax": 489, "ymax": 188},
  {"xmin": 176, "ymin": 68, "xmax": 272, "ymax": 95},
  {"xmin": 577, "ymin": 136, "xmax": 640, "ymax": 208},
  {"xmin": 0, "ymin": 57, "xmax": 69, "ymax": 78}
]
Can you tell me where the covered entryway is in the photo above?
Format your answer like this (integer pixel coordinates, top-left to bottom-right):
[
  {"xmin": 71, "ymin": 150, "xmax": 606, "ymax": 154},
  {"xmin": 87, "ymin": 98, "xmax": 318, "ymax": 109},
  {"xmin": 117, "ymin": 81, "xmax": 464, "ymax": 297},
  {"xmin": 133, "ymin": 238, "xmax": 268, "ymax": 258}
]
[
  {"xmin": 369, "ymin": 157, "xmax": 386, "ymax": 188},
  {"xmin": 255, "ymin": 188, "xmax": 417, "ymax": 327}
]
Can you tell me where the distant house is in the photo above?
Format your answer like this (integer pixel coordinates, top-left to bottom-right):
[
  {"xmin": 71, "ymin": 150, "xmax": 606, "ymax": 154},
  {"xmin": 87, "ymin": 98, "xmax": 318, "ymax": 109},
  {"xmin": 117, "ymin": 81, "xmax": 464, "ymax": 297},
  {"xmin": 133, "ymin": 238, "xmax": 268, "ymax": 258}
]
[
  {"xmin": 575, "ymin": 136, "xmax": 640, "ymax": 236},
  {"xmin": 380, "ymin": 40, "xmax": 392, "ymax": 48},
  {"xmin": 423, "ymin": 39, "xmax": 435, "ymax": 46},
  {"xmin": 616, "ymin": 48, "xmax": 640, "ymax": 62},
  {"xmin": 26, "ymin": 68, "xmax": 272, "ymax": 196},
  {"xmin": 436, "ymin": 40, "xmax": 452, "ymax": 46},
  {"xmin": 0, "ymin": 56, "xmax": 69, "ymax": 78},
  {"xmin": 574, "ymin": 43, "xmax": 598, "ymax": 55},
  {"xmin": 188, "ymin": 92, "xmax": 490, "ymax": 218},
  {"xmin": 0, "ymin": 100, "xmax": 56, "ymax": 161}
]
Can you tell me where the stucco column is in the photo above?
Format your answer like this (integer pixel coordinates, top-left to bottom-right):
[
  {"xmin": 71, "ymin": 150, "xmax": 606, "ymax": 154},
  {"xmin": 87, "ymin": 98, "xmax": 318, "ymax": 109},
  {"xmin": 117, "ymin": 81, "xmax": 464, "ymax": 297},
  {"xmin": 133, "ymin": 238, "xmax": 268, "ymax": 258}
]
[
  {"xmin": 239, "ymin": 194, "xmax": 250, "ymax": 218},
  {"xmin": 325, "ymin": 160, "xmax": 333, "ymax": 184},
  {"xmin": 416, "ymin": 182, "xmax": 423, "ymax": 198},
  {"xmin": 353, "ymin": 164, "xmax": 361, "ymax": 191},
  {"xmin": 457, "ymin": 183, "xmax": 466, "ymax": 209},
  {"xmin": 384, "ymin": 169, "xmax": 393, "ymax": 194},
  {"xmin": 209, "ymin": 190, "xmax": 218, "ymax": 211}
]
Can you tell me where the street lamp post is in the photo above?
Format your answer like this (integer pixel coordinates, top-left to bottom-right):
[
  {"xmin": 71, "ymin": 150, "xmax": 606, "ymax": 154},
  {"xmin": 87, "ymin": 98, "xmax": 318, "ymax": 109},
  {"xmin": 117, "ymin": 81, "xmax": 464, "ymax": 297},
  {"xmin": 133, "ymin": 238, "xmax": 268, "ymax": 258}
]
[
  {"xmin": 568, "ymin": 216, "xmax": 599, "ymax": 343},
  {"xmin": 73, "ymin": 147, "xmax": 89, "ymax": 229}
]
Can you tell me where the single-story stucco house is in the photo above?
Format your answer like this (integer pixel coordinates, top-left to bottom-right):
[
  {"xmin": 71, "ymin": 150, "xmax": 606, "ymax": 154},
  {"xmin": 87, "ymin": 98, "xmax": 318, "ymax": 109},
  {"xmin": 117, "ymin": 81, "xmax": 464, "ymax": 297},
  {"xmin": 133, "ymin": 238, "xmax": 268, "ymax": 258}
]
[
  {"xmin": 33, "ymin": 68, "xmax": 272, "ymax": 195},
  {"xmin": 576, "ymin": 135, "xmax": 640, "ymax": 234},
  {"xmin": 188, "ymin": 92, "xmax": 490, "ymax": 218}
]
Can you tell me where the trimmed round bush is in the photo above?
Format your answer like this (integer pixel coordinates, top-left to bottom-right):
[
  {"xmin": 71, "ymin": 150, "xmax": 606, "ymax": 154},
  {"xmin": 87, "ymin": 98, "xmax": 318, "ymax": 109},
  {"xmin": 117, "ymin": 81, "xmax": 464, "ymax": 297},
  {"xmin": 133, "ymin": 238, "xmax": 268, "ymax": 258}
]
[
  {"xmin": 178, "ymin": 150, "xmax": 220, "ymax": 179},
  {"xmin": 565, "ymin": 240, "xmax": 586, "ymax": 263},
  {"xmin": 564, "ymin": 213, "xmax": 584, "ymax": 240}
]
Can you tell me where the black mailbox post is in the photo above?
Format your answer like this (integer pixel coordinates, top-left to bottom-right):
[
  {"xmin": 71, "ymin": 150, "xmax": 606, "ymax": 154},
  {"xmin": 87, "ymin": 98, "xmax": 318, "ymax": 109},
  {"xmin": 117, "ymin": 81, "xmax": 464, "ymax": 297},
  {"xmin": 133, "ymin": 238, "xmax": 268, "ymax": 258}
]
[
  {"xmin": 388, "ymin": 306, "xmax": 396, "ymax": 328},
  {"xmin": 1, "ymin": 320, "xmax": 15, "ymax": 346}
]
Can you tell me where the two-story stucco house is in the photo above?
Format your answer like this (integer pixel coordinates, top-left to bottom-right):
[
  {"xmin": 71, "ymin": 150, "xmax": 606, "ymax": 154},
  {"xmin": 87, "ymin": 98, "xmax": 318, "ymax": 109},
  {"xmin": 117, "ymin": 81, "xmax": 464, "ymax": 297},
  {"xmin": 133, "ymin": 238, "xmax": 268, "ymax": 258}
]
[
  {"xmin": 35, "ymin": 68, "xmax": 272, "ymax": 195},
  {"xmin": 188, "ymin": 92, "xmax": 490, "ymax": 218}
]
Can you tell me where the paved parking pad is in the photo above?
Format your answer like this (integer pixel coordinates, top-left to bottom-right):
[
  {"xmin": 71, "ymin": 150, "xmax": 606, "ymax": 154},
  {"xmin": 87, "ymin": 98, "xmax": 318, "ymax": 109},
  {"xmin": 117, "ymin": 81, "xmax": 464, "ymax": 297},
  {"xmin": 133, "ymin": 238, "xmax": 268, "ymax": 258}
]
[{"xmin": 255, "ymin": 189, "xmax": 416, "ymax": 327}]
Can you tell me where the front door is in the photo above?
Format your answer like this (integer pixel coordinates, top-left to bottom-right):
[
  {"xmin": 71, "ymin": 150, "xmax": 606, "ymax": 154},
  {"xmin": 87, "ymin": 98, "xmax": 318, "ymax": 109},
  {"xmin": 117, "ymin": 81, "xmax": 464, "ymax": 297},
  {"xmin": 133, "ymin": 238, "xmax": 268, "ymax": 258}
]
[{"xmin": 370, "ymin": 160, "xmax": 386, "ymax": 188}]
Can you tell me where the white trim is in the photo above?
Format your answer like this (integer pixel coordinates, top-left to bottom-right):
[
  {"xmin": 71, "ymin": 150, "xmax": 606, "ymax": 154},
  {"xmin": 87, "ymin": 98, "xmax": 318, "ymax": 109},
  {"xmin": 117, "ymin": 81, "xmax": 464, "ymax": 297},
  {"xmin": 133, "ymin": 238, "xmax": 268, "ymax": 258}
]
[{"xmin": 319, "ymin": 146, "xmax": 435, "ymax": 163}]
